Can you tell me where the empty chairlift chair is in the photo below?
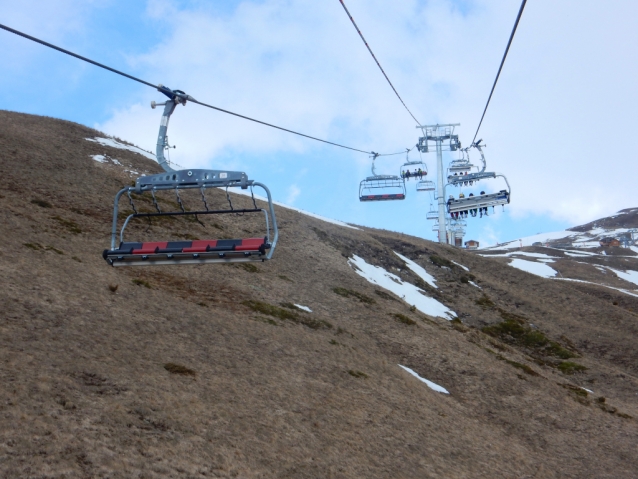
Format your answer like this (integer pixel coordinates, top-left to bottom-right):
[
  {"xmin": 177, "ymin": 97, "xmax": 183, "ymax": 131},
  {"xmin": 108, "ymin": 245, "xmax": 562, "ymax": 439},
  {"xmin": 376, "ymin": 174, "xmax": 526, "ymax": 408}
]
[
  {"xmin": 102, "ymin": 86, "xmax": 278, "ymax": 267},
  {"xmin": 426, "ymin": 206, "xmax": 438, "ymax": 220},
  {"xmin": 359, "ymin": 153, "xmax": 406, "ymax": 201},
  {"xmin": 103, "ymin": 170, "xmax": 278, "ymax": 267}
]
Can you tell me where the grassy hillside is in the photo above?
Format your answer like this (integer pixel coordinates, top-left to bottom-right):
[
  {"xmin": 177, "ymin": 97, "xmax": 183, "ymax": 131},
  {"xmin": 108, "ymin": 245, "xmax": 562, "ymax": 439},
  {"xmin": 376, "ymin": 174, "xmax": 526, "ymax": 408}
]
[{"xmin": 0, "ymin": 110, "xmax": 636, "ymax": 478}]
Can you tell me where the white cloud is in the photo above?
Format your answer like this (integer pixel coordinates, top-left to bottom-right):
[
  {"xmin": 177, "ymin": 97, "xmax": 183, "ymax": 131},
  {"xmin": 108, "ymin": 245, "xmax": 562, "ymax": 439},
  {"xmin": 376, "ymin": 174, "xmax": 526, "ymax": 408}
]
[
  {"xmin": 286, "ymin": 184, "xmax": 301, "ymax": 205},
  {"xmin": 94, "ymin": 0, "xmax": 638, "ymax": 228},
  {"xmin": 3, "ymin": 0, "xmax": 637, "ymax": 235}
]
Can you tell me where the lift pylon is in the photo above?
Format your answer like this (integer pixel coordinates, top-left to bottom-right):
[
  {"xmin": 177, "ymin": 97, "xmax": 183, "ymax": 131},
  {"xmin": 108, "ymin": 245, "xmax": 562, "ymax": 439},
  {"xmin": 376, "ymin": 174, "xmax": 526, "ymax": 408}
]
[{"xmin": 416, "ymin": 123, "xmax": 460, "ymax": 244}]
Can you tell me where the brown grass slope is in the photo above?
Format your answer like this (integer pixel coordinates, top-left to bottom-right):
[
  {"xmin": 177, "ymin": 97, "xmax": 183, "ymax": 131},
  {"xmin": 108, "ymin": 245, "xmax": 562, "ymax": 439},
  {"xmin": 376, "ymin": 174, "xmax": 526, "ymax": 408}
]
[{"xmin": 0, "ymin": 110, "xmax": 637, "ymax": 478}]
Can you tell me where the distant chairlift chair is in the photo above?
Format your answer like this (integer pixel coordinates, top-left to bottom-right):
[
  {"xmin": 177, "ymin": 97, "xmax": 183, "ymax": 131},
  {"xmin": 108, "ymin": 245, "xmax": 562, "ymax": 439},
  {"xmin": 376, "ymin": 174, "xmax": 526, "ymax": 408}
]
[
  {"xmin": 447, "ymin": 140, "xmax": 496, "ymax": 187},
  {"xmin": 446, "ymin": 181, "xmax": 511, "ymax": 215},
  {"xmin": 399, "ymin": 149, "xmax": 433, "ymax": 192},
  {"xmin": 103, "ymin": 86, "xmax": 278, "ymax": 267},
  {"xmin": 359, "ymin": 153, "xmax": 406, "ymax": 201}
]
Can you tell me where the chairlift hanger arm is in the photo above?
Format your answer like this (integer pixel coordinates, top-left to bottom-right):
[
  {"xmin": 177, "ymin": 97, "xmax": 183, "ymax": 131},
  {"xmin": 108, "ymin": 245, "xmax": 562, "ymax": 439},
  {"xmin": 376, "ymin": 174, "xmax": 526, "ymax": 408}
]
[{"xmin": 471, "ymin": 141, "xmax": 487, "ymax": 173}]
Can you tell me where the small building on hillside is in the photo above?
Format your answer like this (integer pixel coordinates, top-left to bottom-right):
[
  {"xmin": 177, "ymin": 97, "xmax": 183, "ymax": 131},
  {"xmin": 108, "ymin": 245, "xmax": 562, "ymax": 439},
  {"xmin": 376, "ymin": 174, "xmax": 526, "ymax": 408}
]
[
  {"xmin": 599, "ymin": 237, "xmax": 621, "ymax": 248},
  {"xmin": 465, "ymin": 240, "xmax": 479, "ymax": 250}
]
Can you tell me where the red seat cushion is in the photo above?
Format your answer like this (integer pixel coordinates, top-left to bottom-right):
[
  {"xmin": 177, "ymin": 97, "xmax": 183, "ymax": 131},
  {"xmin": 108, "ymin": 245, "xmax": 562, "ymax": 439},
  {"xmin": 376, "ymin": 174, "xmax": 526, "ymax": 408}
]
[
  {"xmin": 183, "ymin": 240, "xmax": 218, "ymax": 253},
  {"xmin": 235, "ymin": 238, "xmax": 266, "ymax": 251},
  {"xmin": 132, "ymin": 242, "xmax": 168, "ymax": 255}
]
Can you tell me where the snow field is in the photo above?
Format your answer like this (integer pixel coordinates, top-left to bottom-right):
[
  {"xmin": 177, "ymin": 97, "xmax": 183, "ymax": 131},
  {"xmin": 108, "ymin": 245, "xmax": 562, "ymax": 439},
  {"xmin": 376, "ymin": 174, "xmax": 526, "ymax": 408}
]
[
  {"xmin": 348, "ymin": 255, "xmax": 456, "ymax": 320},
  {"xmin": 393, "ymin": 252, "xmax": 437, "ymax": 288},
  {"xmin": 508, "ymin": 259, "xmax": 558, "ymax": 278},
  {"xmin": 605, "ymin": 267, "xmax": 638, "ymax": 287}
]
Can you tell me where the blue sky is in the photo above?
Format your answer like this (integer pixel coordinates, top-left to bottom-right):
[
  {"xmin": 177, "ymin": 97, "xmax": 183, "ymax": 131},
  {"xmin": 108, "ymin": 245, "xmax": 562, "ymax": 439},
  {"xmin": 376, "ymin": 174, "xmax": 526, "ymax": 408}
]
[{"xmin": 2, "ymin": 0, "xmax": 636, "ymax": 246}]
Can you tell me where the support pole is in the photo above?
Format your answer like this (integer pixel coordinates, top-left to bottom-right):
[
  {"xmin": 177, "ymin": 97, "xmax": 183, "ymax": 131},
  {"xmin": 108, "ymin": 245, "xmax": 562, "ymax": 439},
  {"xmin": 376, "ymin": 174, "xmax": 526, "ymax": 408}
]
[
  {"xmin": 416, "ymin": 123, "xmax": 460, "ymax": 245},
  {"xmin": 436, "ymin": 136, "xmax": 446, "ymax": 243}
]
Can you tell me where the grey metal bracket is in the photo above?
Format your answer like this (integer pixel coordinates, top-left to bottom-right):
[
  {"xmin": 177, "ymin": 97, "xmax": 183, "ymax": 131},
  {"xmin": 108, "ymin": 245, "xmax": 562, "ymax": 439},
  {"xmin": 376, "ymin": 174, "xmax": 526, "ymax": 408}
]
[{"xmin": 134, "ymin": 169, "xmax": 251, "ymax": 192}]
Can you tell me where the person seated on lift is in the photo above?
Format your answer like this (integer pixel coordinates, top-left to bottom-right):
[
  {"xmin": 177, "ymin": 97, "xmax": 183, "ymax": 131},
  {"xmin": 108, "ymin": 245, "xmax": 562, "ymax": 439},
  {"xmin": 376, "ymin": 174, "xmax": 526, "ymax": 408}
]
[{"xmin": 459, "ymin": 192, "xmax": 465, "ymax": 199}]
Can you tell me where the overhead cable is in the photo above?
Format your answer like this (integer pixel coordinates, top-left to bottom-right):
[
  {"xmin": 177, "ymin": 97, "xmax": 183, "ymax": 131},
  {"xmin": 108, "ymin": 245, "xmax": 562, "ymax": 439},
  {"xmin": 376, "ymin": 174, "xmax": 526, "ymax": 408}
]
[
  {"xmin": 471, "ymin": 0, "xmax": 527, "ymax": 144},
  {"xmin": 337, "ymin": 0, "xmax": 421, "ymax": 125},
  {"xmin": 0, "ymin": 22, "xmax": 397, "ymax": 156}
]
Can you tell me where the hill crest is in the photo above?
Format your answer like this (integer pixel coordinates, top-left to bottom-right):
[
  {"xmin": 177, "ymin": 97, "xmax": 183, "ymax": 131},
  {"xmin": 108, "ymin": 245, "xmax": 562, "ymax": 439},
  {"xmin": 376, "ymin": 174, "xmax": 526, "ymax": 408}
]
[{"xmin": 1, "ymin": 110, "xmax": 637, "ymax": 478}]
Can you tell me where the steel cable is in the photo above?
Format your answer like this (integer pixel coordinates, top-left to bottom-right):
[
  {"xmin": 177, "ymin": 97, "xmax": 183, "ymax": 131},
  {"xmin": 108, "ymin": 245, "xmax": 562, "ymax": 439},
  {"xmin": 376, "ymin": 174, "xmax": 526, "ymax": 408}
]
[
  {"xmin": 338, "ymin": 0, "xmax": 421, "ymax": 125},
  {"xmin": 0, "ymin": 22, "xmax": 404, "ymax": 156},
  {"xmin": 471, "ymin": 0, "xmax": 527, "ymax": 144}
]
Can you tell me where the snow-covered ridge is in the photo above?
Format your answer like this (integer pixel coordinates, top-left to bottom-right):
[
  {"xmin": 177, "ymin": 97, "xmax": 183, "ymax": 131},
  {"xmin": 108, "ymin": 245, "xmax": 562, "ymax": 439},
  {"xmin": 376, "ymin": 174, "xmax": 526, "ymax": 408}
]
[
  {"xmin": 234, "ymin": 186, "xmax": 361, "ymax": 230},
  {"xmin": 86, "ymin": 137, "xmax": 156, "ymax": 161},
  {"xmin": 482, "ymin": 213, "xmax": 638, "ymax": 251}
]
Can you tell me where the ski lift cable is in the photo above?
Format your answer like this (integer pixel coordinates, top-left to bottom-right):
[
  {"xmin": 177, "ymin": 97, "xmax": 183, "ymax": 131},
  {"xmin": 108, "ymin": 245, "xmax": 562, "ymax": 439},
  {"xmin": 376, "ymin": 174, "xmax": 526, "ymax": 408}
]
[
  {"xmin": 471, "ymin": 0, "xmax": 527, "ymax": 145},
  {"xmin": 0, "ymin": 22, "xmax": 407, "ymax": 157},
  {"xmin": 338, "ymin": 0, "xmax": 421, "ymax": 126}
]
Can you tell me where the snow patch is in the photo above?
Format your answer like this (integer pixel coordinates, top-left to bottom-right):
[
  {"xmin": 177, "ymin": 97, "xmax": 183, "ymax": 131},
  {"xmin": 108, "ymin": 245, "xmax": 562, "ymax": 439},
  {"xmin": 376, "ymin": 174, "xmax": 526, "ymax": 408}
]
[
  {"xmin": 555, "ymin": 278, "xmax": 638, "ymax": 298},
  {"xmin": 91, "ymin": 154, "xmax": 108, "ymax": 163},
  {"xmin": 86, "ymin": 137, "xmax": 156, "ymax": 161},
  {"xmin": 398, "ymin": 365, "xmax": 449, "ymax": 394},
  {"xmin": 509, "ymin": 259, "xmax": 557, "ymax": 278},
  {"xmin": 294, "ymin": 304, "xmax": 312, "ymax": 313},
  {"xmin": 469, "ymin": 281, "xmax": 481, "ymax": 289},
  {"xmin": 606, "ymin": 268, "xmax": 638, "ymax": 286},
  {"xmin": 394, "ymin": 252, "xmax": 437, "ymax": 288},
  {"xmin": 348, "ymin": 255, "xmax": 456, "ymax": 319},
  {"xmin": 452, "ymin": 261, "xmax": 469, "ymax": 271},
  {"xmin": 564, "ymin": 251, "xmax": 598, "ymax": 257},
  {"xmin": 481, "ymin": 251, "xmax": 557, "ymax": 259}
]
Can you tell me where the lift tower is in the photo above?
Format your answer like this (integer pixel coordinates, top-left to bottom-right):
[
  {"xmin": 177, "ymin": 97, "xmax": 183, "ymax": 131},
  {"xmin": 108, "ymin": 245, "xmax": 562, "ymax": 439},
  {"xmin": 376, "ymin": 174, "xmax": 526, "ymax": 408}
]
[{"xmin": 416, "ymin": 124, "xmax": 461, "ymax": 244}]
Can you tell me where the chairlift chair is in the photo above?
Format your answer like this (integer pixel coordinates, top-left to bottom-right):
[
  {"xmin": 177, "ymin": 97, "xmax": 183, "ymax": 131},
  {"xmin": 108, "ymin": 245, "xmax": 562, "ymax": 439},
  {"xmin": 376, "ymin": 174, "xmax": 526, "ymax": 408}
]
[
  {"xmin": 103, "ymin": 86, "xmax": 278, "ymax": 267},
  {"xmin": 416, "ymin": 180, "xmax": 436, "ymax": 192},
  {"xmin": 426, "ymin": 206, "xmax": 438, "ymax": 220},
  {"xmin": 359, "ymin": 153, "xmax": 406, "ymax": 201},
  {"xmin": 398, "ymin": 149, "xmax": 432, "ymax": 193},
  {"xmin": 446, "ymin": 177, "xmax": 511, "ymax": 216},
  {"xmin": 447, "ymin": 141, "xmax": 495, "ymax": 186},
  {"xmin": 448, "ymin": 159, "xmax": 474, "ymax": 174}
]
